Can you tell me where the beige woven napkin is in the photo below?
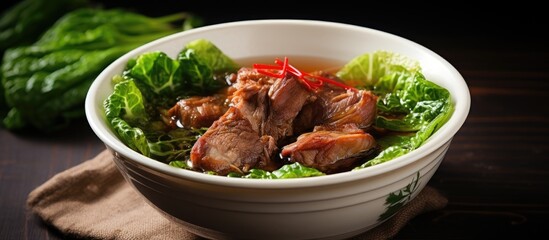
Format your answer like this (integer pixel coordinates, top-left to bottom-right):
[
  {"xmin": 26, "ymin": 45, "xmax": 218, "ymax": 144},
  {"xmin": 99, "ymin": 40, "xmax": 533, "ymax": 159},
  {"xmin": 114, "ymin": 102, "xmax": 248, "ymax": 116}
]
[{"xmin": 27, "ymin": 149, "xmax": 448, "ymax": 240}]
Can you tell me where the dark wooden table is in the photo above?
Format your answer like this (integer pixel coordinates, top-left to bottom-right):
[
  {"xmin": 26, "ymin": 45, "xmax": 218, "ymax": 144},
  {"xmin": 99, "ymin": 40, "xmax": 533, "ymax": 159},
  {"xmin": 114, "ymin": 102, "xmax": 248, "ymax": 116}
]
[{"xmin": 1, "ymin": 2, "xmax": 548, "ymax": 239}]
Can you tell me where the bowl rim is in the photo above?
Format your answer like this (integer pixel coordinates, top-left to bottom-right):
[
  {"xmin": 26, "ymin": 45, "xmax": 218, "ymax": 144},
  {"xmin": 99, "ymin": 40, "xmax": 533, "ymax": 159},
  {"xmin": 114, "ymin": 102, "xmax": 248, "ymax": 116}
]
[{"xmin": 85, "ymin": 19, "xmax": 470, "ymax": 189}]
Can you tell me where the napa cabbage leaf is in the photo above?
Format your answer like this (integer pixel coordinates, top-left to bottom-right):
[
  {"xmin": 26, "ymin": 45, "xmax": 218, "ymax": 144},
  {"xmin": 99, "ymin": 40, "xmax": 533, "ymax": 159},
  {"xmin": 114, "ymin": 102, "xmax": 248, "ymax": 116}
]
[
  {"xmin": 104, "ymin": 39, "xmax": 236, "ymax": 163},
  {"xmin": 337, "ymin": 51, "xmax": 454, "ymax": 168}
]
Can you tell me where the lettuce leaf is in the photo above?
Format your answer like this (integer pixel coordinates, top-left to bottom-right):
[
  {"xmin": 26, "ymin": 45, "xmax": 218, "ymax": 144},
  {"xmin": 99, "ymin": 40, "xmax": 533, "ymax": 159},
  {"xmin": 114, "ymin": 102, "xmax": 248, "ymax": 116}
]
[
  {"xmin": 125, "ymin": 51, "xmax": 183, "ymax": 97},
  {"xmin": 336, "ymin": 51, "xmax": 421, "ymax": 87},
  {"xmin": 177, "ymin": 39, "xmax": 239, "ymax": 95},
  {"xmin": 103, "ymin": 79, "xmax": 150, "ymax": 156},
  {"xmin": 104, "ymin": 39, "xmax": 237, "ymax": 163},
  {"xmin": 181, "ymin": 39, "xmax": 239, "ymax": 73},
  {"xmin": 227, "ymin": 162, "xmax": 325, "ymax": 179},
  {"xmin": 336, "ymin": 51, "xmax": 454, "ymax": 168}
]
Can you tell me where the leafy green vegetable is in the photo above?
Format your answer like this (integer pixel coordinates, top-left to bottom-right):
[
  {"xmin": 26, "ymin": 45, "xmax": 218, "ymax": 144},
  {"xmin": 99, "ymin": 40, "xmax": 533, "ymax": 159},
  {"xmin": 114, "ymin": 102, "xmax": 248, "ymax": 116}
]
[
  {"xmin": 177, "ymin": 39, "xmax": 239, "ymax": 95},
  {"xmin": 104, "ymin": 79, "xmax": 148, "ymax": 125},
  {"xmin": 123, "ymin": 39, "xmax": 239, "ymax": 106},
  {"xmin": 0, "ymin": 0, "xmax": 90, "ymax": 51},
  {"xmin": 1, "ymin": 8, "xmax": 202, "ymax": 131},
  {"xmin": 104, "ymin": 77, "xmax": 209, "ymax": 162},
  {"xmin": 148, "ymin": 128, "xmax": 207, "ymax": 162},
  {"xmin": 336, "ymin": 51, "xmax": 420, "ymax": 87},
  {"xmin": 110, "ymin": 116, "xmax": 150, "ymax": 157},
  {"xmin": 125, "ymin": 51, "xmax": 185, "ymax": 105},
  {"xmin": 237, "ymin": 163, "xmax": 325, "ymax": 179},
  {"xmin": 0, "ymin": 0, "xmax": 91, "ymax": 125},
  {"xmin": 336, "ymin": 51, "xmax": 454, "ymax": 168},
  {"xmin": 169, "ymin": 160, "xmax": 191, "ymax": 169},
  {"xmin": 181, "ymin": 39, "xmax": 239, "ymax": 73},
  {"xmin": 104, "ymin": 39, "xmax": 232, "ymax": 164},
  {"xmin": 104, "ymin": 79, "xmax": 149, "ymax": 155}
]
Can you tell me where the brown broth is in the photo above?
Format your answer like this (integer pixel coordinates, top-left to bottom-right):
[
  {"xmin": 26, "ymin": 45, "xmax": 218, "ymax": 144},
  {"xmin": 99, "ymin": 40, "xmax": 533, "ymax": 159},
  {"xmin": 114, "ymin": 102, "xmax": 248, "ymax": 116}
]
[{"xmin": 236, "ymin": 55, "xmax": 346, "ymax": 74}]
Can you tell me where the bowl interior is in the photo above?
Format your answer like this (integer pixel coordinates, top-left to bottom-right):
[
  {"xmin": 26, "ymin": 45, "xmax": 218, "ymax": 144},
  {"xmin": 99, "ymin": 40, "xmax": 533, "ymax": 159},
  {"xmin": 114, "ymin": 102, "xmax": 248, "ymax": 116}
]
[{"xmin": 85, "ymin": 19, "xmax": 470, "ymax": 187}]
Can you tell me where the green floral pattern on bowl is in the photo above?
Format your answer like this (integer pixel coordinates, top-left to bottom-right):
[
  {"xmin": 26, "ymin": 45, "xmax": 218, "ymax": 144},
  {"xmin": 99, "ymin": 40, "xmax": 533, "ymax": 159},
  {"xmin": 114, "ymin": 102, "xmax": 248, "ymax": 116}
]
[{"xmin": 379, "ymin": 172, "xmax": 421, "ymax": 221}]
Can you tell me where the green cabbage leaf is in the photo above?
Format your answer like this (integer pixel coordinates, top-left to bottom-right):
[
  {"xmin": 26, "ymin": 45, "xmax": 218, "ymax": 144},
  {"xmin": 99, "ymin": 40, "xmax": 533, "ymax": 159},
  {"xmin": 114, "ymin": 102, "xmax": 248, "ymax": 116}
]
[
  {"xmin": 104, "ymin": 39, "xmax": 235, "ymax": 163},
  {"xmin": 337, "ymin": 51, "xmax": 454, "ymax": 168}
]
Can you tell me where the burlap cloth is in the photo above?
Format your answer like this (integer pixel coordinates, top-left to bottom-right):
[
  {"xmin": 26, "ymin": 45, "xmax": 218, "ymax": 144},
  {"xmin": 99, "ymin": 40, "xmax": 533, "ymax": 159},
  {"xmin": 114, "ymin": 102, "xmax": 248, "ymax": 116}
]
[{"xmin": 27, "ymin": 149, "xmax": 448, "ymax": 240}]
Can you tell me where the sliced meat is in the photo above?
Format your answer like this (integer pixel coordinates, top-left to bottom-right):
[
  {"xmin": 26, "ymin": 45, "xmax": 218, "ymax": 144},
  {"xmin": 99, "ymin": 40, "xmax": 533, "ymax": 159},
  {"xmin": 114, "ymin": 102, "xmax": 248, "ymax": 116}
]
[
  {"xmin": 166, "ymin": 93, "xmax": 230, "ymax": 129},
  {"xmin": 280, "ymin": 125, "xmax": 377, "ymax": 173},
  {"xmin": 263, "ymin": 72, "xmax": 315, "ymax": 141},
  {"xmin": 231, "ymin": 67, "xmax": 276, "ymax": 92},
  {"xmin": 293, "ymin": 72, "xmax": 378, "ymax": 134},
  {"xmin": 190, "ymin": 107, "xmax": 278, "ymax": 175},
  {"xmin": 322, "ymin": 89, "xmax": 377, "ymax": 129},
  {"xmin": 230, "ymin": 71, "xmax": 272, "ymax": 133}
]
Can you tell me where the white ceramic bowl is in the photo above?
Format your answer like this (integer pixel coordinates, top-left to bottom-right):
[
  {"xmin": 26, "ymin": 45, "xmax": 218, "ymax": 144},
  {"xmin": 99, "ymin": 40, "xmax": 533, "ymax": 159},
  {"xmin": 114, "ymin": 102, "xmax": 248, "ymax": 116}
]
[{"xmin": 86, "ymin": 20, "xmax": 470, "ymax": 240}]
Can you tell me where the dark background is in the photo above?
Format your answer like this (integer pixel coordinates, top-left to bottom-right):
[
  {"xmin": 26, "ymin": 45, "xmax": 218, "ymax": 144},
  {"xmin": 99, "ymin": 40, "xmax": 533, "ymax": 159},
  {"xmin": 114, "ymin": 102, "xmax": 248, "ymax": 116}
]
[
  {"xmin": 2, "ymin": 1, "xmax": 546, "ymax": 70},
  {"xmin": 1, "ymin": 1, "xmax": 548, "ymax": 239}
]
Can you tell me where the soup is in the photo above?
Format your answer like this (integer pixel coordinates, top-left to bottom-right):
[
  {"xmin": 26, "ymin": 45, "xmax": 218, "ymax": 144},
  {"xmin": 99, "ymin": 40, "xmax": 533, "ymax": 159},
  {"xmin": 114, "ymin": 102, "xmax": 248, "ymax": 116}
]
[{"xmin": 103, "ymin": 39, "xmax": 453, "ymax": 179}]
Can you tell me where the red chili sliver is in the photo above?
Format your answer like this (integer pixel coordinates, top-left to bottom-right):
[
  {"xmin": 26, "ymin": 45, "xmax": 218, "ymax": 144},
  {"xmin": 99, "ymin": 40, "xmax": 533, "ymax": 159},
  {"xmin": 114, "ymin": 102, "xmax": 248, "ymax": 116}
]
[{"xmin": 253, "ymin": 57, "xmax": 356, "ymax": 91}]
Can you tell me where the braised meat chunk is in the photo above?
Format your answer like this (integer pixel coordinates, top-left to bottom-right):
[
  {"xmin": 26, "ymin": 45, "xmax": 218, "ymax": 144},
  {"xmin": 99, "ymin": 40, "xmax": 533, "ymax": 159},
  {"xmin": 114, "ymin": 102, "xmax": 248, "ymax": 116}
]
[
  {"xmin": 263, "ymin": 71, "xmax": 315, "ymax": 142},
  {"xmin": 166, "ymin": 93, "xmax": 230, "ymax": 129},
  {"xmin": 281, "ymin": 125, "xmax": 376, "ymax": 173},
  {"xmin": 190, "ymin": 107, "xmax": 278, "ymax": 175},
  {"xmin": 321, "ymin": 89, "xmax": 377, "ymax": 129},
  {"xmin": 293, "ymin": 81, "xmax": 377, "ymax": 133}
]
